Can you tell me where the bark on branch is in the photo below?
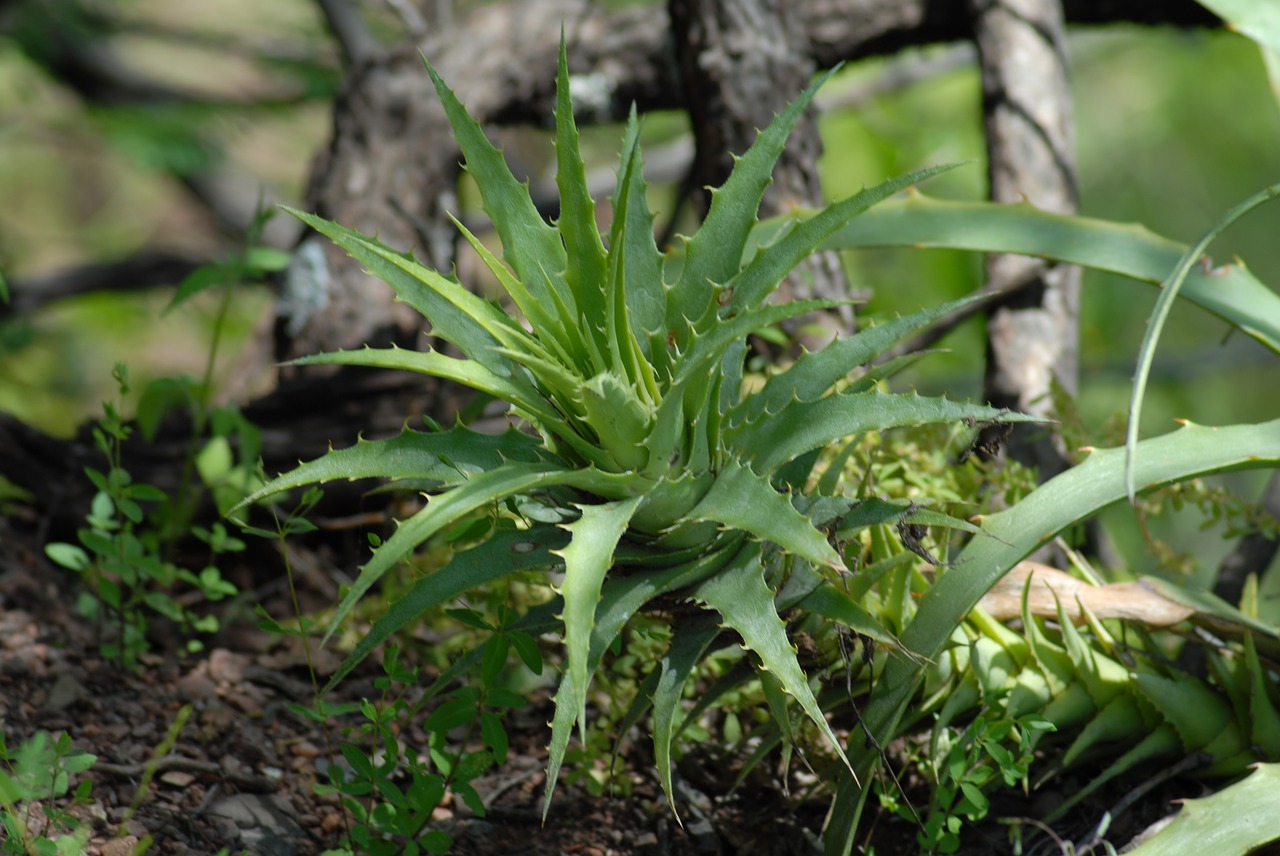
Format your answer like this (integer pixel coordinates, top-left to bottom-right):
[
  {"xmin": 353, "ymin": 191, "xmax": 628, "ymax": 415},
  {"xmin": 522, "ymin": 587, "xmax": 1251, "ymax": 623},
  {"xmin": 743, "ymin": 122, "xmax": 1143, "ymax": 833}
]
[
  {"xmin": 284, "ymin": 0, "xmax": 1218, "ymax": 369},
  {"xmin": 970, "ymin": 0, "xmax": 1081, "ymax": 481},
  {"xmin": 0, "ymin": 0, "xmax": 1225, "ymax": 523}
]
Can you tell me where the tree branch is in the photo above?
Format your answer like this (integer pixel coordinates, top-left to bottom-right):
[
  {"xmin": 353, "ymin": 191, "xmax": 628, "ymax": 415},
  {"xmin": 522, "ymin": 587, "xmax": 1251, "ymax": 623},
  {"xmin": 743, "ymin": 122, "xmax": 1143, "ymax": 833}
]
[
  {"xmin": 314, "ymin": 0, "xmax": 383, "ymax": 67},
  {"xmin": 970, "ymin": 0, "xmax": 1081, "ymax": 483},
  {"xmin": 2, "ymin": 251, "xmax": 209, "ymax": 316}
]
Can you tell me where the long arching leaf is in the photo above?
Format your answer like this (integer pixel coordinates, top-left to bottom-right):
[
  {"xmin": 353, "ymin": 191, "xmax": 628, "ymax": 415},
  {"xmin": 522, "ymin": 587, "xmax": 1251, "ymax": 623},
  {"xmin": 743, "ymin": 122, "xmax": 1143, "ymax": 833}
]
[
  {"xmin": 1125, "ymin": 183, "xmax": 1280, "ymax": 500},
  {"xmin": 824, "ymin": 418, "xmax": 1280, "ymax": 856},
  {"xmin": 734, "ymin": 391, "xmax": 1040, "ymax": 475},
  {"xmin": 793, "ymin": 194, "xmax": 1280, "ymax": 355}
]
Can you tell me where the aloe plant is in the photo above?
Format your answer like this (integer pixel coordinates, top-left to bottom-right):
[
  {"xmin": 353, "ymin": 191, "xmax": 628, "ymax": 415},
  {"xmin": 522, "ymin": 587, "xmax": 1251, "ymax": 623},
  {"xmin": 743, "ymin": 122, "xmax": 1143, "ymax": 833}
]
[
  {"xmin": 1123, "ymin": 762, "xmax": 1280, "ymax": 856},
  {"xmin": 238, "ymin": 42, "xmax": 1036, "ymax": 815}
]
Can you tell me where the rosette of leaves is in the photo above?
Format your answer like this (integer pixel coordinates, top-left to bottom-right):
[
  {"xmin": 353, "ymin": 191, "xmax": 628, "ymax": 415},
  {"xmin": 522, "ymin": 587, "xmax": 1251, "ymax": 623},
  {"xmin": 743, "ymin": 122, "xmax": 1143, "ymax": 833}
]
[{"xmin": 239, "ymin": 43, "xmax": 1036, "ymax": 813}]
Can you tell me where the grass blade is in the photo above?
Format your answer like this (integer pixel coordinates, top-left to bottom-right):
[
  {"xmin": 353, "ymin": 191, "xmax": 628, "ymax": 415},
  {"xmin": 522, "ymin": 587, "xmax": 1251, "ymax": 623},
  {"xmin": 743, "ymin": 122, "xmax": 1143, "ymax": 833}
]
[{"xmin": 1125, "ymin": 183, "xmax": 1280, "ymax": 500}]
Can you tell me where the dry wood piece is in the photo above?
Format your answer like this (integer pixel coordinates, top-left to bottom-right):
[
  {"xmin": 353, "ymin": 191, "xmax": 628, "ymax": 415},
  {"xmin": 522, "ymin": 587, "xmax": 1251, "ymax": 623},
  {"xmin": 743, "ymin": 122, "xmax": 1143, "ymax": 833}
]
[{"xmin": 979, "ymin": 561, "xmax": 1194, "ymax": 625}]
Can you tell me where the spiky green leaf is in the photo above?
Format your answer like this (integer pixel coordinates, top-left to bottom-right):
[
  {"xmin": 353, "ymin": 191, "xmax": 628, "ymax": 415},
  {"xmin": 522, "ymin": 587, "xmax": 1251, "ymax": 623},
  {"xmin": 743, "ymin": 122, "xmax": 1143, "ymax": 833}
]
[
  {"xmin": 542, "ymin": 544, "xmax": 741, "ymax": 818},
  {"xmin": 1245, "ymin": 634, "xmax": 1280, "ymax": 756},
  {"xmin": 553, "ymin": 39, "xmax": 609, "ymax": 346},
  {"xmin": 613, "ymin": 108, "xmax": 667, "ymax": 366},
  {"xmin": 423, "ymin": 58, "xmax": 573, "ymax": 316},
  {"xmin": 290, "ymin": 345, "xmax": 562, "ymax": 423},
  {"xmin": 323, "ymin": 525, "xmax": 566, "ymax": 692},
  {"xmin": 450, "ymin": 214, "xmax": 575, "ymax": 365},
  {"xmin": 668, "ymin": 68, "xmax": 837, "ymax": 340},
  {"xmin": 554, "ymin": 495, "xmax": 644, "ymax": 740},
  {"xmin": 1130, "ymin": 672, "xmax": 1239, "ymax": 755},
  {"xmin": 737, "ymin": 392, "xmax": 1040, "ymax": 475},
  {"xmin": 284, "ymin": 208, "xmax": 527, "ymax": 376},
  {"xmin": 236, "ymin": 425, "xmax": 544, "ymax": 508},
  {"xmin": 693, "ymin": 542, "xmax": 853, "ymax": 776},
  {"xmin": 724, "ymin": 163, "xmax": 957, "ymax": 315},
  {"xmin": 324, "ymin": 461, "xmax": 636, "ymax": 643},
  {"xmin": 730, "ymin": 295, "xmax": 985, "ymax": 427},
  {"xmin": 687, "ymin": 459, "xmax": 844, "ymax": 570},
  {"xmin": 1126, "ymin": 183, "xmax": 1280, "ymax": 499}
]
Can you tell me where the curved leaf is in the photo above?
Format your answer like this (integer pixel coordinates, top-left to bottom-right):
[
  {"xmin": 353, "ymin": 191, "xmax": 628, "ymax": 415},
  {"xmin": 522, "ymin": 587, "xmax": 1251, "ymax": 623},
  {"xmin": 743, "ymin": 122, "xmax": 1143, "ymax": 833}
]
[
  {"xmin": 322, "ymin": 525, "xmax": 567, "ymax": 692},
  {"xmin": 1125, "ymin": 183, "xmax": 1280, "ymax": 499},
  {"xmin": 797, "ymin": 194, "xmax": 1280, "ymax": 355},
  {"xmin": 735, "ymin": 391, "xmax": 1040, "ymax": 475},
  {"xmin": 1122, "ymin": 762, "xmax": 1280, "ymax": 856},
  {"xmin": 236, "ymin": 425, "xmax": 544, "ymax": 509},
  {"xmin": 323, "ymin": 462, "xmax": 636, "ymax": 644},
  {"xmin": 824, "ymin": 418, "xmax": 1280, "ymax": 856}
]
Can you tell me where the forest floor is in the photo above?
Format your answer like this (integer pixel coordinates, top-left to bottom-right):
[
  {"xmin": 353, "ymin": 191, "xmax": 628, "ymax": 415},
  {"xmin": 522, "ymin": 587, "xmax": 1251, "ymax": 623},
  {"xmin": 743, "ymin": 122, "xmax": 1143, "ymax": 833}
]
[{"xmin": 0, "ymin": 514, "xmax": 1236, "ymax": 856}]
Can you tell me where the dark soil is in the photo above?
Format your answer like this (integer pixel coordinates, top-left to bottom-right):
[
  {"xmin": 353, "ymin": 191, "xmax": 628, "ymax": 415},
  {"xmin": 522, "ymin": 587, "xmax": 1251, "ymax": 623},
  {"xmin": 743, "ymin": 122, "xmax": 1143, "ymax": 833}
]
[{"xmin": 0, "ymin": 514, "xmax": 1234, "ymax": 856}]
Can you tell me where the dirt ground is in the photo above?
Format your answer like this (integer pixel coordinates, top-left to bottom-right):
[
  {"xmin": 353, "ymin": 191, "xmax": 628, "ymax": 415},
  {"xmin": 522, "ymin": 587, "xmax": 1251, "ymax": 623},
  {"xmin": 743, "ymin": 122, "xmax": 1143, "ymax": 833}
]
[{"xmin": 0, "ymin": 513, "xmax": 1248, "ymax": 856}]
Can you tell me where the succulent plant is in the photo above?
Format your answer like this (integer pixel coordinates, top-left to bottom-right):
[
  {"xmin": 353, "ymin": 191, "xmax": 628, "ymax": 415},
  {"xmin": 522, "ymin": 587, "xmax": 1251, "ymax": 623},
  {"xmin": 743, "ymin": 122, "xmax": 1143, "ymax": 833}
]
[{"xmin": 239, "ymin": 41, "xmax": 1038, "ymax": 814}]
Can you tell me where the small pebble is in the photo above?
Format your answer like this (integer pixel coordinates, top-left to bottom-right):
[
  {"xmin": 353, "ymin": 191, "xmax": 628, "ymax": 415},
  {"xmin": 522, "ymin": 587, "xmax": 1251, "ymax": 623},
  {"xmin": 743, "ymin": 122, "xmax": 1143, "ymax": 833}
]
[{"xmin": 160, "ymin": 770, "xmax": 196, "ymax": 788}]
